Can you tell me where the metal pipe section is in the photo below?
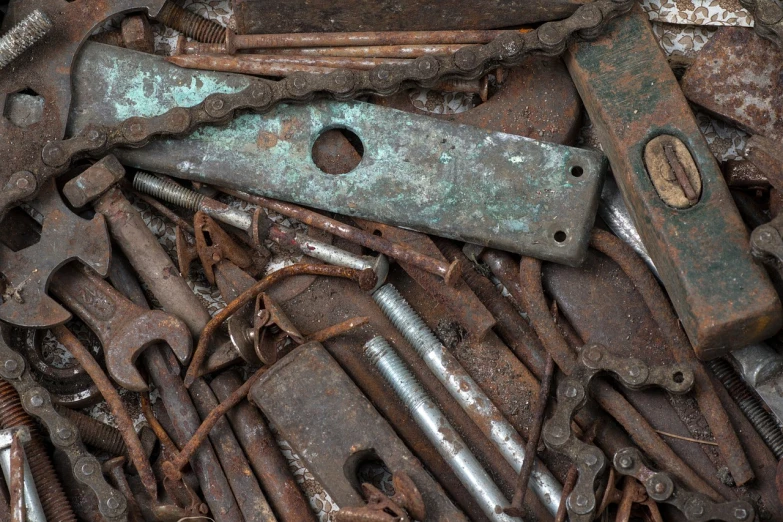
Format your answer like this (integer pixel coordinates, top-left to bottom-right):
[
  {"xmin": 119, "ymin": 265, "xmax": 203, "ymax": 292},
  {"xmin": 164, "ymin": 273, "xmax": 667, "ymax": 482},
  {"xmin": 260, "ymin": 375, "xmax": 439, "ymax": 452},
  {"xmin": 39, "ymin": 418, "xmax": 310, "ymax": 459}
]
[
  {"xmin": 373, "ymin": 284, "xmax": 562, "ymax": 516},
  {"xmin": 0, "ymin": 428, "xmax": 45, "ymax": 522},
  {"xmin": 363, "ymin": 336, "xmax": 521, "ymax": 522}
]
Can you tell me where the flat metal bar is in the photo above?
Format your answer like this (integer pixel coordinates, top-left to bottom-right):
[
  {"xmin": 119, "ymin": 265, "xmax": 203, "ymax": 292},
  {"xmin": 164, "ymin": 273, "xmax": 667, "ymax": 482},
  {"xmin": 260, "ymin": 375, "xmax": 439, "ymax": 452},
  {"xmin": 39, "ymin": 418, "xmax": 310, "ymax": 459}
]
[{"xmin": 66, "ymin": 42, "xmax": 606, "ymax": 266}]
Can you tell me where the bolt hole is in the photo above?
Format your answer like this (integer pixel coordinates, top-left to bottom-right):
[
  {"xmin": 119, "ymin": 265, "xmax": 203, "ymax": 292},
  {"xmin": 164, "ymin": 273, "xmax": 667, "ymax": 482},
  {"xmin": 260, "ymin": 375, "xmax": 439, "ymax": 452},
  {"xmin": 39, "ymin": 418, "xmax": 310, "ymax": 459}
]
[
  {"xmin": 312, "ymin": 127, "xmax": 364, "ymax": 174},
  {"xmin": 372, "ymin": 229, "xmax": 383, "ymax": 237},
  {"xmin": 570, "ymin": 165, "xmax": 584, "ymax": 178},
  {"xmin": 673, "ymin": 371, "xmax": 684, "ymax": 384},
  {"xmin": 554, "ymin": 230, "xmax": 567, "ymax": 243}
]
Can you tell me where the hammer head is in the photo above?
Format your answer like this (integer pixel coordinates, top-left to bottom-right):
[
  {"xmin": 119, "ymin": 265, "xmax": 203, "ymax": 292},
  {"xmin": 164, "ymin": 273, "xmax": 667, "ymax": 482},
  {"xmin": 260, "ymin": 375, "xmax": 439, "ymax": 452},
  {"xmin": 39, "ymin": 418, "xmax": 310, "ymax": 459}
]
[{"xmin": 105, "ymin": 310, "xmax": 192, "ymax": 392}]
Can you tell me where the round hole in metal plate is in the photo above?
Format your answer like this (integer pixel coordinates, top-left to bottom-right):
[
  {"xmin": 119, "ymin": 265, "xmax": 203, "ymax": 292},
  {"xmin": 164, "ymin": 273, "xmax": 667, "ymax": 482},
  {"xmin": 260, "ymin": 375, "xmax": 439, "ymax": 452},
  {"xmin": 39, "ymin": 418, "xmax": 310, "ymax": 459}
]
[
  {"xmin": 554, "ymin": 230, "xmax": 567, "ymax": 243},
  {"xmin": 312, "ymin": 127, "xmax": 364, "ymax": 174},
  {"xmin": 570, "ymin": 165, "xmax": 584, "ymax": 178}
]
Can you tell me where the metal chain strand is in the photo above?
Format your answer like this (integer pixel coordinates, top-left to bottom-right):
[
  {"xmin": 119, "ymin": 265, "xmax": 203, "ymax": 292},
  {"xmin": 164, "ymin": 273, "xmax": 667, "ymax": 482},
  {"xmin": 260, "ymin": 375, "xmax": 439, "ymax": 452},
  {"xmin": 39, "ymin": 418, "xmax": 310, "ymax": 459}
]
[
  {"xmin": 738, "ymin": 0, "xmax": 783, "ymax": 48},
  {"xmin": 27, "ymin": 0, "xmax": 635, "ymax": 202},
  {"xmin": 541, "ymin": 344, "xmax": 694, "ymax": 522},
  {"xmin": 613, "ymin": 448, "xmax": 755, "ymax": 522},
  {"xmin": 0, "ymin": 330, "xmax": 129, "ymax": 522}
]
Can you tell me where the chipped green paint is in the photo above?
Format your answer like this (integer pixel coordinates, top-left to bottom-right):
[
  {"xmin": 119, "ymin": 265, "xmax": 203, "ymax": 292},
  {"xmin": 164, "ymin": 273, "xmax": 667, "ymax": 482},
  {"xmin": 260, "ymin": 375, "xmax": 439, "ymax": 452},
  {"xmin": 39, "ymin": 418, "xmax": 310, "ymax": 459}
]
[{"xmin": 69, "ymin": 42, "xmax": 607, "ymax": 266}]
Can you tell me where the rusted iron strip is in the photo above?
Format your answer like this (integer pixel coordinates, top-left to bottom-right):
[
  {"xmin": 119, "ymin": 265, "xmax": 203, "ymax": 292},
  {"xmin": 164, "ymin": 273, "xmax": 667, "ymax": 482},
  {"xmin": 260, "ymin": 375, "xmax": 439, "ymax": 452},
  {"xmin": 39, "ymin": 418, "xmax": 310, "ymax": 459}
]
[
  {"xmin": 52, "ymin": 325, "xmax": 158, "ymax": 501},
  {"xmin": 589, "ymin": 228, "xmax": 755, "ymax": 487}
]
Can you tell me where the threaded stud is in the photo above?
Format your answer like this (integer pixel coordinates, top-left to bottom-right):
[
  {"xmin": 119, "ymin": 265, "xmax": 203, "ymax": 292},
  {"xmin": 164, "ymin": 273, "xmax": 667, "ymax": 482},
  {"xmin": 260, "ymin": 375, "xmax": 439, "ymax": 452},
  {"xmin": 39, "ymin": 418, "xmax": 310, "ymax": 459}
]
[
  {"xmin": 133, "ymin": 171, "xmax": 204, "ymax": 211},
  {"xmin": 155, "ymin": 1, "xmax": 225, "ymax": 44},
  {"xmin": 0, "ymin": 9, "xmax": 53, "ymax": 69},
  {"xmin": 373, "ymin": 284, "xmax": 440, "ymax": 358},
  {"xmin": 708, "ymin": 358, "xmax": 783, "ymax": 459},
  {"xmin": 364, "ymin": 336, "xmax": 428, "ymax": 411}
]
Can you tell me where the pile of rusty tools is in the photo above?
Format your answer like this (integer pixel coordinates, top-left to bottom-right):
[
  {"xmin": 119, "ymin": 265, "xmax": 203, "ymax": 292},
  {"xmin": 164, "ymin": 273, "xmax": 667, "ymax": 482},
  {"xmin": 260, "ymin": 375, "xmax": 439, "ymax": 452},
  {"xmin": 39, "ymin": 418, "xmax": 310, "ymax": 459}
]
[{"xmin": 0, "ymin": 0, "xmax": 782, "ymax": 520}]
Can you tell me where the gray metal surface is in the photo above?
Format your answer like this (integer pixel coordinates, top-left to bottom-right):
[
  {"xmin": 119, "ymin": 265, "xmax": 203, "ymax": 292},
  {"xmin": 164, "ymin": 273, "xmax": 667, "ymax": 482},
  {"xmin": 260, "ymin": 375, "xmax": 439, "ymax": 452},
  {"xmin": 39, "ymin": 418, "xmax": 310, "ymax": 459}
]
[{"xmin": 64, "ymin": 42, "xmax": 606, "ymax": 266}]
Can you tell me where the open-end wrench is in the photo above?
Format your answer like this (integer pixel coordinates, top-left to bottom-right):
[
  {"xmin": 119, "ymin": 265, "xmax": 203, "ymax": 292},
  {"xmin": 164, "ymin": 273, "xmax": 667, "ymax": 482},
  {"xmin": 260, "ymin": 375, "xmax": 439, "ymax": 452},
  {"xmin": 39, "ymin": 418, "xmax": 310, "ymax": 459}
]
[{"xmin": 49, "ymin": 263, "xmax": 192, "ymax": 391}]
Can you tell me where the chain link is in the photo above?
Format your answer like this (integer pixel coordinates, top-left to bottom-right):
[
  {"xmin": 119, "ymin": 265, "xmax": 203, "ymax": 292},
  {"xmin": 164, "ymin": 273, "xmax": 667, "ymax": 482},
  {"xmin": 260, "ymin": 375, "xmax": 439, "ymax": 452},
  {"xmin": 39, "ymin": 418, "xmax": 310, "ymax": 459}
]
[
  {"xmin": 541, "ymin": 344, "xmax": 694, "ymax": 522},
  {"xmin": 614, "ymin": 447, "xmax": 755, "ymax": 522},
  {"xmin": 739, "ymin": 0, "xmax": 783, "ymax": 47},
  {"xmin": 15, "ymin": 0, "xmax": 637, "ymax": 214},
  {"xmin": 0, "ymin": 329, "xmax": 129, "ymax": 521}
]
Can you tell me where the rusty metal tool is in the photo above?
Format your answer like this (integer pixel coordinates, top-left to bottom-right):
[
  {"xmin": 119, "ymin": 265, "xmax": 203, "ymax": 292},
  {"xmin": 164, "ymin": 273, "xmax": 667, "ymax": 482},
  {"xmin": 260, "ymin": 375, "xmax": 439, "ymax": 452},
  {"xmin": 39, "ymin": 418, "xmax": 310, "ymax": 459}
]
[
  {"xmin": 0, "ymin": 427, "xmax": 43, "ymax": 522},
  {"xmin": 565, "ymin": 6, "xmax": 782, "ymax": 358},
  {"xmin": 67, "ymin": 43, "xmax": 607, "ymax": 267},
  {"xmin": 541, "ymin": 344, "xmax": 694, "ymax": 522},
  {"xmin": 681, "ymin": 27, "xmax": 783, "ymax": 142},
  {"xmin": 210, "ymin": 370, "xmax": 317, "ymax": 522},
  {"xmin": 613, "ymin": 448, "xmax": 754, "ymax": 522},
  {"xmin": 102, "ymin": 457, "xmax": 145, "ymax": 522},
  {"xmin": 49, "ymin": 264, "xmax": 192, "ymax": 392},
  {"xmin": 52, "ymin": 325, "xmax": 159, "ymax": 499},
  {"xmin": 106, "ymin": 238, "xmax": 243, "ymax": 522},
  {"xmin": 0, "ymin": 180, "xmax": 111, "ymax": 328},
  {"xmin": 0, "ymin": 0, "xmax": 167, "ymax": 214},
  {"xmin": 167, "ymin": 53, "xmax": 413, "ymax": 75},
  {"xmin": 250, "ymin": 341, "xmax": 469, "ymax": 521}
]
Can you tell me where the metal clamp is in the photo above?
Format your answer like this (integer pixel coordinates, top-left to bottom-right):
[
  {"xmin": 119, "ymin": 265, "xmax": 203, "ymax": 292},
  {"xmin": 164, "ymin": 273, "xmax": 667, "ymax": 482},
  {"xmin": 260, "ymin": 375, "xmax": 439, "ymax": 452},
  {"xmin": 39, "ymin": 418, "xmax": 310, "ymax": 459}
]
[
  {"xmin": 614, "ymin": 448, "xmax": 754, "ymax": 521},
  {"xmin": 541, "ymin": 344, "xmax": 694, "ymax": 522}
]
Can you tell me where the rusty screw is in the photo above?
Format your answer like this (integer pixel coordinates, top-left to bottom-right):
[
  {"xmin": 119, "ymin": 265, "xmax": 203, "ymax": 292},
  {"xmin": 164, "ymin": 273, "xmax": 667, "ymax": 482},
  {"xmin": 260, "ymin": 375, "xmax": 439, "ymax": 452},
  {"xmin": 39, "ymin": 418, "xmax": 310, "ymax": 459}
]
[{"xmin": 154, "ymin": 0, "xmax": 225, "ymax": 44}]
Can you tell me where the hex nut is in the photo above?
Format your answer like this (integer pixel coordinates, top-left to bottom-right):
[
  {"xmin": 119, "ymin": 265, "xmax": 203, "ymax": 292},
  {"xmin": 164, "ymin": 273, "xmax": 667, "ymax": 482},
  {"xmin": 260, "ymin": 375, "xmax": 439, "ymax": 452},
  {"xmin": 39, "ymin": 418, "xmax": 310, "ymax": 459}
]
[{"xmin": 121, "ymin": 15, "xmax": 154, "ymax": 53}]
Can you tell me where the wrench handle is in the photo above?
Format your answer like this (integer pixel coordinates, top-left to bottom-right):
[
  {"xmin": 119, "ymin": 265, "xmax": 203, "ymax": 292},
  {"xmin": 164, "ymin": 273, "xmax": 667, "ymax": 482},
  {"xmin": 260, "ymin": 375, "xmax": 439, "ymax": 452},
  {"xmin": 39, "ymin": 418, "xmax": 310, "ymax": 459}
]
[{"xmin": 49, "ymin": 263, "xmax": 134, "ymax": 347}]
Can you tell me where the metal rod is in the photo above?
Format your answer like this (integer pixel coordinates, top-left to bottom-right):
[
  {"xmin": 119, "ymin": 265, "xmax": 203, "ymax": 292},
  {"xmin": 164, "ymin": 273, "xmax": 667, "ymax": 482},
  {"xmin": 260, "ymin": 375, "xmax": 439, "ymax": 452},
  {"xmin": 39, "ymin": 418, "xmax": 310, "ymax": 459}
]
[
  {"xmin": 210, "ymin": 370, "xmax": 318, "ymax": 522},
  {"xmin": 9, "ymin": 431, "xmax": 25, "ymax": 522},
  {"xmin": 507, "ymin": 355, "xmax": 555, "ymax": 516},
  {"xmin": 363, "ymin": 336, "xmax": 522, "ymax": 522},
  {"xmin": 52, "ymin": 325, "xmax": 158, "ymax": 501},
  {"xmin": 222, "ymin": 188, "xmax": 461, "ymax": 285},
  {"xmin": 0, "ymin": 428, "xmax": 44, "ymax": 522},
  {"xmin": 373, "ymin": 284, "xmax": 562, "ymax": 517},
  {"xmin": 228, "ymin": 29, "xmax": 506, "ymax": 50},
  {"xmin": 163, "ymin": 366, "xmax": 267, "ymax": 479}
]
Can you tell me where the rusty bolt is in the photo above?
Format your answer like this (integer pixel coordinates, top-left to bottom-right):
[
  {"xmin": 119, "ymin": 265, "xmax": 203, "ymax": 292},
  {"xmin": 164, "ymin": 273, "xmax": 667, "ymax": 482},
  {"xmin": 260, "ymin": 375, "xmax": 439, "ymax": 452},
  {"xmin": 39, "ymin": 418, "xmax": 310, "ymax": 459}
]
[{"xmin": 121, "ymin": 15, "xmax": 154, "ymax": 53}]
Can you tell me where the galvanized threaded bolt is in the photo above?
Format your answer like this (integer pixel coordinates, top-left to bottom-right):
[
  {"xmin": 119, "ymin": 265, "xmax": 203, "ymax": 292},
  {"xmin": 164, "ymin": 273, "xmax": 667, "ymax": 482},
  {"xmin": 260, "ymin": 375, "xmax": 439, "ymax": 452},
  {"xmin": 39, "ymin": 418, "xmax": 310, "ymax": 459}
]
[
  {"xmin": 708, "ymin": 357, "xmax": 783, "ymax": 459},
  {"xmin": 133, "ymin": 171, "xmax": 254, "ymax": 233},
  {"xmin": 133, "ymin": 171, "xmax": 205, "ymax": 211},
  {"xmin": 363, "ymin": 336, "xmax": 522, "ymax": 522},
  {"xmin": 372, "ymin": 283, "xmax": 562, "ymax": 517},
  {"xmin": 0, "ymin": 9, "xmax": 53, "ymax": 69}
]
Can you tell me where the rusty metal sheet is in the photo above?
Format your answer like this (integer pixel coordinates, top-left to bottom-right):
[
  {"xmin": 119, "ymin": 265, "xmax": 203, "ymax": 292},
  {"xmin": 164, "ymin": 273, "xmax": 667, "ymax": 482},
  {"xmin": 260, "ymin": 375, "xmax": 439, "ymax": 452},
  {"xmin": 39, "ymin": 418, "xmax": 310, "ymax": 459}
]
[
  {"xmin": 248, "ymin": 341, "xmax": 468, "ymax": 522},
  {"xmin": 565, "ymin": 7, "xmax": 782, "ymax": 359},
  {"xmin": 232, "ymin": 0, "xmax": 587, "ymax": 34},
  {"xmin": 66, "ymin": 42, "xmax": 606, "ymax": 267},
  {"xmin": 681, "ymin": 27, "xmax": 783, "ymax": 142}
]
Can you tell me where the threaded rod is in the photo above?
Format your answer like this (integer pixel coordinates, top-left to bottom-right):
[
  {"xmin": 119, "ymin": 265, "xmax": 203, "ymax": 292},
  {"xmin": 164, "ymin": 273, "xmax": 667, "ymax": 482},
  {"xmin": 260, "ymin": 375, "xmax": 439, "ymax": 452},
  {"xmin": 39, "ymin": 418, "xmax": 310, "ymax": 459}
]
[
  {"xmin": 0, "ymin": 9, "xmax": 53, "ymax": 69},
  {"xmin": 708, "ymin": 358, "xmax": 783, "ymax": 459},
  {"xmin": 155, "ymin": 0, "xmax": 225, "ymax": 44},
  {"xmin": 364, "ymin": 336, "xmax": 521, "ymax": 522}
]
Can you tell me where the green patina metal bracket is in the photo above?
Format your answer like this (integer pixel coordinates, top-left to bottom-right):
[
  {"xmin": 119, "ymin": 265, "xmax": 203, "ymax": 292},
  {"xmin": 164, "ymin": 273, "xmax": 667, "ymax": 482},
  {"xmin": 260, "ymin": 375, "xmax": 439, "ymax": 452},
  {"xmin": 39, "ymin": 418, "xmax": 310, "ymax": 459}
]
[{"xmin": 66, "ymin": 42, "xmax": 606, "ymax": 266}]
